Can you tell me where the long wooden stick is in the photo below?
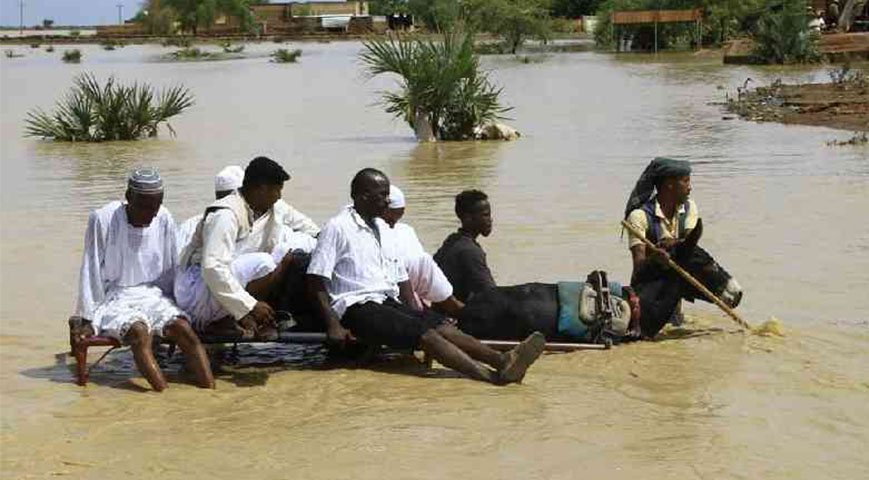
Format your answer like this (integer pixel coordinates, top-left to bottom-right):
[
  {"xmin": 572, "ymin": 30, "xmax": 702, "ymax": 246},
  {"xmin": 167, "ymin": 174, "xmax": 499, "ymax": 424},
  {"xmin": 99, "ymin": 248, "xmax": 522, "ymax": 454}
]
[
  {"xmin": 480, "ymin": 339, "xmax": 608, "ymax": 352},
  {"xmin": 198, "ymin": 332, "xmax": 608, "ymax": 352},
  {"xmin": 621, "ymin": 219, "xmax": 752, "ymax": 330}
]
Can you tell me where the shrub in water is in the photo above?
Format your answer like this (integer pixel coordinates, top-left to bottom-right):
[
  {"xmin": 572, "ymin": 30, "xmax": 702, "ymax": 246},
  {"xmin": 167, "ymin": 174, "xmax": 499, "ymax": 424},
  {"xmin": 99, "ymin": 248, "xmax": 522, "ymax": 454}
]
[
  {"xmin": 360, "ymin": 31, "xmax": 510, "ymax": 141},
  {"xmin": 24, "ymin": 72, "xmax": 194, "ymax": 142},
  {"xmin": 271, "ymin": 48, "xmax": 302, "ymax": 63},
  {"xmin": 751, "ymin": 0, "xmax": 819, "ymax": 64},
  {"xmin": 62, "ymin": 49, "xmax": 82, "ymax": 63}
]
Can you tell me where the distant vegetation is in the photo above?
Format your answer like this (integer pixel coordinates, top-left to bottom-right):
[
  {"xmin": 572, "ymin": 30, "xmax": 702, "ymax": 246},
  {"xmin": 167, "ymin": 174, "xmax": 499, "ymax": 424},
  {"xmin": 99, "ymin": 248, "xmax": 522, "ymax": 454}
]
[
  {"xmin": 162, "ymin": 37, "xmax": 193, "ymax": 48},
  {"xmin": 360, "ymin": 31, "xmax": 509, "ymax": 141},
  {"xmin": 101, "ymin": 39, "xmax": 125, "ymax": 51},
  {"xmin": 25, "ymin": 73, "xmax": 194, "ymax": 142},
  {"xmin": 221, "ymin": 41, "xmax": 245, "ymax": 53},
  {"xmin": 750, "ymin": 0, "xmax": 818, "ymax": 64},
  {"xmin": 271, "ymin": 48, "xmax": 302, "ymax": 63},
  {"xmin": 135, "ymin": 0, "xmax": 254, "ymax": 35},
  {"xmin": 170, "ymin": 47, "xmax": 212, "ymax": 59},
  {"xmin": 62, "ymin": 49, "xmax": 82, "ymax": 63}
]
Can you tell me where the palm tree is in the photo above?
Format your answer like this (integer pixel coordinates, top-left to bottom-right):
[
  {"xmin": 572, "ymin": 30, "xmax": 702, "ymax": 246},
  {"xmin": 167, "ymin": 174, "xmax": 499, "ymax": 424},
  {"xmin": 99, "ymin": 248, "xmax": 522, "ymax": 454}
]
[
  {"xmin": 360, "ymin": 30, "xmax": 510, "ymax": 141},
  {"xmin": 24, "ymin": 73, "xmax": 194, "ymax": 142}
]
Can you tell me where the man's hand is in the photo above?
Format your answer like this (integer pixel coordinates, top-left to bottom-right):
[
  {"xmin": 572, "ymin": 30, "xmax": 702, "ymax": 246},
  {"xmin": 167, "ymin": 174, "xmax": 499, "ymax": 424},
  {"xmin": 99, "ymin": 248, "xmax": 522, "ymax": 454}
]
[
  {"xmin": 649, "ymin": 245, "xmax": 671, "ymax": 266},
  {"xmin": 658, "ymin": 238, "xmax": 679, "ymax": 250},
  {"xmin": 326, "ymin": 323, "xmax": 356, "ymax": 348},
  {"xmin": 280, "ymin": 249, "xmax": 296, "ymax": 268},
  {"xmin": 246, "ymin": 301, "xmax": 276, "ymax": 327}
]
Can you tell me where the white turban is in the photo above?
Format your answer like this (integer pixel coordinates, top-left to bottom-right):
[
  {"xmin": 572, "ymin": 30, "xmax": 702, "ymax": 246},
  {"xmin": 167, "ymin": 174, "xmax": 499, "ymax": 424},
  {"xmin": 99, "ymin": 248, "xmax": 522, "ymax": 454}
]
[
  {"xmin": 389, "ymin": 184, "xmax": 406, "ymax": 209},
  {"xmin": 215, "ymin": 165, "xmax": 244, "ymax": 192}
]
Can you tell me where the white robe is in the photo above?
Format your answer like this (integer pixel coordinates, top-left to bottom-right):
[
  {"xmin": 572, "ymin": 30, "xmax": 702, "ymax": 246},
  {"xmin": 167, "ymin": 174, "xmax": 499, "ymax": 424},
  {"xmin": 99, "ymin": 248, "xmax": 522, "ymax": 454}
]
[
  {"xmin": 392, "ymin": 223, "xmax": 453, "ymax": 309},
  {"xmin": 74, "ymin": 201, "xmax": 184, "ymax": 341}
]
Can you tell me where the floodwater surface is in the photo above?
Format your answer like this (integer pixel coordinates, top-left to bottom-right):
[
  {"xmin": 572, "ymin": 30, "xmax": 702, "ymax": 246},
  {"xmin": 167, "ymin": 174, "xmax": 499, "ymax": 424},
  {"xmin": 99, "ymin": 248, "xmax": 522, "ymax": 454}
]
[{"xmin": 1, "ymin": 42, "xmax": 867, "ymax": 479}]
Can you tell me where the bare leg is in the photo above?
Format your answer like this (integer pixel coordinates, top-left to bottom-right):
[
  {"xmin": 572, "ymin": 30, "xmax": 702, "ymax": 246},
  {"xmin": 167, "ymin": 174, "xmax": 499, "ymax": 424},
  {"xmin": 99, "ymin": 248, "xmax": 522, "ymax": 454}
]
[
  {"xmin": 124, "ymin": 321, "xmax": 167, "ymax": 392},
  {"xmin": 419, "ymin": 329, "xmax": 498, "ymax": 384},
  {"xmin": 435, "ymin": 323, "xmax": 505, "ymax": 369},
  {"xmin": 436, "ymin": 324, "xmax": 545, "ymax": 384},
  {"xmin": 163, "ymin": 318, "xmax": 215, "ymax": 389}
]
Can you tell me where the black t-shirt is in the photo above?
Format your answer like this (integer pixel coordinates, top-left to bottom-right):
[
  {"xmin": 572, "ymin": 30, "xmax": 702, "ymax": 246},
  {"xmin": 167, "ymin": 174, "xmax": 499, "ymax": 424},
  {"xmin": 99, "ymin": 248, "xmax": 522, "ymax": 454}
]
[{"xmin": 433, "ymin": 231, "xmax": 496, "ymax": 302}]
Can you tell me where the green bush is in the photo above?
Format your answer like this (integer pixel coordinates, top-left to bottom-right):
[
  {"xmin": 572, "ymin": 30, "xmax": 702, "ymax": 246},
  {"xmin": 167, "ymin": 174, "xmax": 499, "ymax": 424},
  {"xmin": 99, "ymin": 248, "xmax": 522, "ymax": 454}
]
[
  {"xmin": 170, "ymin": 47, "xmax": 211, "ymax": 59},
  {"xmin": 162, "ymin": 37, "xmax": 192, "ymax": 48},
  {"xmin": 751, "ymin": 0, "xmax": 818, "ymax": 64},
  {"xmin": 62, "ymin": 49, "xmax": 82, "ymax": 63},
  {"xmin": 24, "ymin": 72, "xmax": 194, "ymax": 142},
  {"xmin": 221, "ymin": 41, "xmax": 245, "ymax": 53},
  {"xmin": 271, "ymin": 48, "xmax": 302, "ymax": 63},
  {"xmin": 360, "ymin": 31, "xmax": 510, "ymax": 140}
]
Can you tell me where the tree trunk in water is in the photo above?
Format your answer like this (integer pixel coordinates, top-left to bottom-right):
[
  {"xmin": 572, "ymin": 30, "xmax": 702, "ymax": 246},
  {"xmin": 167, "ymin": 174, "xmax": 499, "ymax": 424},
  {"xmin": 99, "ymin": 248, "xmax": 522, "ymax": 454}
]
[{"xmin": 414, "ymin": 108, "xmax": 436, "ymax": 142}]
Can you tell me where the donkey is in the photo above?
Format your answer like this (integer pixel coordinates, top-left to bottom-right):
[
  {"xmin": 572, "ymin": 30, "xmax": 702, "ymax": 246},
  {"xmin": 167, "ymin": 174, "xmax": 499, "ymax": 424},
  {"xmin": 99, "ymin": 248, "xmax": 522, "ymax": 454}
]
[{"xmin": 456, "ymin": 219, "xmax": 743, "ymax": 342}]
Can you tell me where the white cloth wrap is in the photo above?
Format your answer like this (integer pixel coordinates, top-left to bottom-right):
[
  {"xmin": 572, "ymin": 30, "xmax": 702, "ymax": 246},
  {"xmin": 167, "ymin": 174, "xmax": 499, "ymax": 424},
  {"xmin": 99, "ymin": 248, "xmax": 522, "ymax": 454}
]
[
  {"xmin": 174, "ymin": 252, "xmax": 277, "ymax": 329},
  {"xmin": 405, "ymin": 253, "xmax": 453, "ymax": 306},
  {"xmin": 92, "ymin": 285, "xmax": 185, "ymax": 341},
  {"xmin": 391, "ymin": 223, "xmax": 452, "ymax": 309}
]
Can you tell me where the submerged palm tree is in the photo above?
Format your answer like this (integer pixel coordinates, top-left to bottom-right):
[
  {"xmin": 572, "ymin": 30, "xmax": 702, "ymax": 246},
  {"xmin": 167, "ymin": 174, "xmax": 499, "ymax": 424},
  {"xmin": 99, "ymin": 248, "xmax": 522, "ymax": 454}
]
[
  {"xmin": 360, "ymin": 30, "xmax": 510, "ymax": 141},
  {"xmin": 24, "ymin": 73, "xmax": 194, "ymax": 142}
]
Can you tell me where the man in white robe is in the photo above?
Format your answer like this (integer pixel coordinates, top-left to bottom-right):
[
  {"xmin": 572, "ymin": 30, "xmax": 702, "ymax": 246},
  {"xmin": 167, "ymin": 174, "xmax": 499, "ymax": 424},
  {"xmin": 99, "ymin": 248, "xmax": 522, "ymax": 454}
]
[
  {"xmin": 175, "ymin": 157, "xmax": 311, "ymax": 339},
  {"xmin": 381, "ymin": 185, "xmax": 463, "ymax": 315},
  {"xmin": 72, "ymin": 168, "xmax": 214, "ymax": 392},
  {"xmin": 177, "ymin": 166, "xmax": 318, "ymax": 255}
]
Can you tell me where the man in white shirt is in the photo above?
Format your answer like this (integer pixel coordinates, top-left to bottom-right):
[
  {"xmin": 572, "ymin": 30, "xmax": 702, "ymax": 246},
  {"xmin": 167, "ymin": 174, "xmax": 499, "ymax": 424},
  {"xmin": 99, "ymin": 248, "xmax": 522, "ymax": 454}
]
[
  {"xmin": 72, "ymin": 168, "xmax": 214, "ymax": 391},
  {"xmin": 381, "ymin": 184, "xmax": 464, "ymax": 315},
  {"xmin": 175, "ymin": 157, "xmax": 308, "ymax": 339},
  {"xmin": 307, "ymin": 168, "xmax": 545, "ymax": 385}
]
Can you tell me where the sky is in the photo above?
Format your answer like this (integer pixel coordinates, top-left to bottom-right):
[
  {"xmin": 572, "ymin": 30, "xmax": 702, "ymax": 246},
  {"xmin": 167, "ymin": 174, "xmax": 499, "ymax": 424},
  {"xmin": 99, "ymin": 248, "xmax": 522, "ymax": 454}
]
[{"xmin": 1, "ymin": 1, "xmax": 150, "ymax": 27}]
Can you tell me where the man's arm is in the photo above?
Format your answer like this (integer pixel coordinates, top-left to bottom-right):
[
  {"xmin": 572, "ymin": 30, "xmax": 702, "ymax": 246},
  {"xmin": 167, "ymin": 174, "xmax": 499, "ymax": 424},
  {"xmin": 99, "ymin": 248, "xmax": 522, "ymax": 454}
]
[
  {"xmin": 74, "ymin": 211, "xmax": 105, "ymax": 323},
  {"xmin": 461, "ymin": 247, "xmax": 496, "ymax": 300},
  {"xmin": 280, "ymin": 201, "xmax": 321, "ymax": 238},
  {"xmin": 307, "ymin": 274, "xmax": 355, "ymax": 345},
  {"xmin": 200, "ymin": 210, "xmax": 259, "ymax": 320}
]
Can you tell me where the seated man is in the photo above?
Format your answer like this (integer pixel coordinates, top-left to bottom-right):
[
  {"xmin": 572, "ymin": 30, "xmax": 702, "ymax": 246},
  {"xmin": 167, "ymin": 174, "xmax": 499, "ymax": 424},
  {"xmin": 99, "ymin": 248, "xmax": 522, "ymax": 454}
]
[
  {"xmin": 72, "ymin": 168, "xmax": 214, "ymax": 391},
  {"xmin": 381, "ymin": 185, "xmax": 464, "ymax": 315},
  {"xmin": 174, "ymin": 157, "xmax": 307, "ymax": 339},
  {"xmin": 623, "ymin": 157, "xmax": 699, "ymax": 325},
  {"xmin": 307, "ymin": 168, "xmax": 545, "ymax": 385},
  {"xmin": 176, "ymin": 165, "xmax": 245, "ymax": 252},
  {"xmin": 623, "ymin": 157, "xmax": 698, "ymax": 284},
  {"xmin": 177, "ymin": 166, "xmax": 318, "ymax": 254},
  {"xmin": 433, "ymin": 189, "xmax": 496, "ymax": 303}
]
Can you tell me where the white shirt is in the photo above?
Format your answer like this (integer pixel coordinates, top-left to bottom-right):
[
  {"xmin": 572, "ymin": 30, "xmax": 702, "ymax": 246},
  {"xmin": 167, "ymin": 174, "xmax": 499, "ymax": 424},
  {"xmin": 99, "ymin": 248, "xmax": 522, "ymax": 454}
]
[
  {"xmin": 176, "ymin": 213, "xmax": 203, "ymax": 253},
  {"xmin": 74, "ymin": 201, "xmax": 178, "ymax": 322},
  {"xmin": 273, "ymin": 199, "xmax": 320, "ymax": 238},
  {"xmin": 392, "ymin": 223, "xmax": 426, "ymax": 260},
  {"xmin": 307, "ymin": 206, "xmax": 408, "ymax": 318}
]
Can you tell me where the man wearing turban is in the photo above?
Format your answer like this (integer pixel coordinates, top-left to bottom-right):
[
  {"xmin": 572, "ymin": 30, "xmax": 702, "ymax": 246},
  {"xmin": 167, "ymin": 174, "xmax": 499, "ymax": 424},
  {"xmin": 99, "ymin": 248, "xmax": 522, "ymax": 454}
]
[
  {"xmin": 71, "ymin": 167, "xmax": 214, "ymax": 391},
  {"xmin": 623, "ymin": 157, "xmax": 699, "ymax": 288}
]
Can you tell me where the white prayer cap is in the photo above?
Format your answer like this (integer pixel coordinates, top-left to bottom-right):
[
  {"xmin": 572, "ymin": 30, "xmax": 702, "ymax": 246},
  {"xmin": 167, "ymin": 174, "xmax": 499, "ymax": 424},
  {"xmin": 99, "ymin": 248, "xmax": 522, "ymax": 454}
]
[
  {"xmin": 215, "ymin": 165, "xmax": 244, "ymax": 192},
  {"xmin": 388, "ymin": 184, "xmax": 405, "ymax": 209},
  {"xmin": 127, "ymin": 167, "xmax": 163, "ymax": 194}
]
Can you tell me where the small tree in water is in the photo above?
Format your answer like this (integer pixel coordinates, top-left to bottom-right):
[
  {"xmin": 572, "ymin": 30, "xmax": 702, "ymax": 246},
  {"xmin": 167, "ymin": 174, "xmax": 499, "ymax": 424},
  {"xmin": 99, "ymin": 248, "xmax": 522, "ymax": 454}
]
[
  {"xmin": 360, "ymin": 31, "xmax": 510, "ymax": 141},
  {"xmin": 751, "ymin": 0, "xmax": 819, "ymax": 64},
  {"xmin": 25, "ymin": 73, "xmax": 194, "ymax": 142}
]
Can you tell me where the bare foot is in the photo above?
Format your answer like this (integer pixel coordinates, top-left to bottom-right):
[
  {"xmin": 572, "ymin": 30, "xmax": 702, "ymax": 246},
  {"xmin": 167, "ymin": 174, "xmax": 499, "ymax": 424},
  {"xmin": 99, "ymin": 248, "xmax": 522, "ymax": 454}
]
[{"xmin": 498, "ymin": 332, "xmax": 546, "ymax": 384}]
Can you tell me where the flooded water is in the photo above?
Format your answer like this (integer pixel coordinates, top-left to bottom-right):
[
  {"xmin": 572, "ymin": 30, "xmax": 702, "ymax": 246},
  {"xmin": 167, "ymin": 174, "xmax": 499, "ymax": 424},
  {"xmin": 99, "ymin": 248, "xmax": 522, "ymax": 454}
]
[{"xmin": 1, "ymin": 42, "xmax": 867, "ymax": 479}]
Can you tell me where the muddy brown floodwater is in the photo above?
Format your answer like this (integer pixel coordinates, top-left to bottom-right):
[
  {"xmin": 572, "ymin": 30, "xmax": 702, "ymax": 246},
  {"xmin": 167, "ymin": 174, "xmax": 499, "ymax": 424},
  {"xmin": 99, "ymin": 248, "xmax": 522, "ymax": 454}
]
[{"xmin": 1, "ymin": 43, "xmax": 868, "ymax": 479}]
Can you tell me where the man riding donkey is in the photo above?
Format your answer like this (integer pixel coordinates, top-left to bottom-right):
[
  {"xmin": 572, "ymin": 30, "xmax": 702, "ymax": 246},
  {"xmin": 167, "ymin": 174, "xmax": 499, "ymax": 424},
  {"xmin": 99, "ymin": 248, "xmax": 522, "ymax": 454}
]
[
  {"xmin": 174, "ymin": 157, "xmax": 313, "ymax": 340},
  {"xmin": 70, "ymin": 168, "xmax": 214, "ymax": 391},
  {"xmin": 307, "ymin": 168, "xmax": 546, "ymax": 385}
]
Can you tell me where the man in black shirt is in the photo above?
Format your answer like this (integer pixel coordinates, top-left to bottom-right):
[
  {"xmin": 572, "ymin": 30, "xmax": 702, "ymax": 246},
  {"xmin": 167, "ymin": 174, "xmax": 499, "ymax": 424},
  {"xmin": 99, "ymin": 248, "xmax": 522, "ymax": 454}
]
[{"xmin": 434, "ymin": 190, "xmax": 496, "ymax": 303}]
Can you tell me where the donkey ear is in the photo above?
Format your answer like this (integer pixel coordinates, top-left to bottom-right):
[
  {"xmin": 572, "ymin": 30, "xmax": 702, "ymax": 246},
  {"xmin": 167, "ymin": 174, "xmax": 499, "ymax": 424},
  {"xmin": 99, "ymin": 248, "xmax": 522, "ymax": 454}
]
[{"xmin": 675, "ymin": 218, "xmax": 703, "ymax": 259}]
